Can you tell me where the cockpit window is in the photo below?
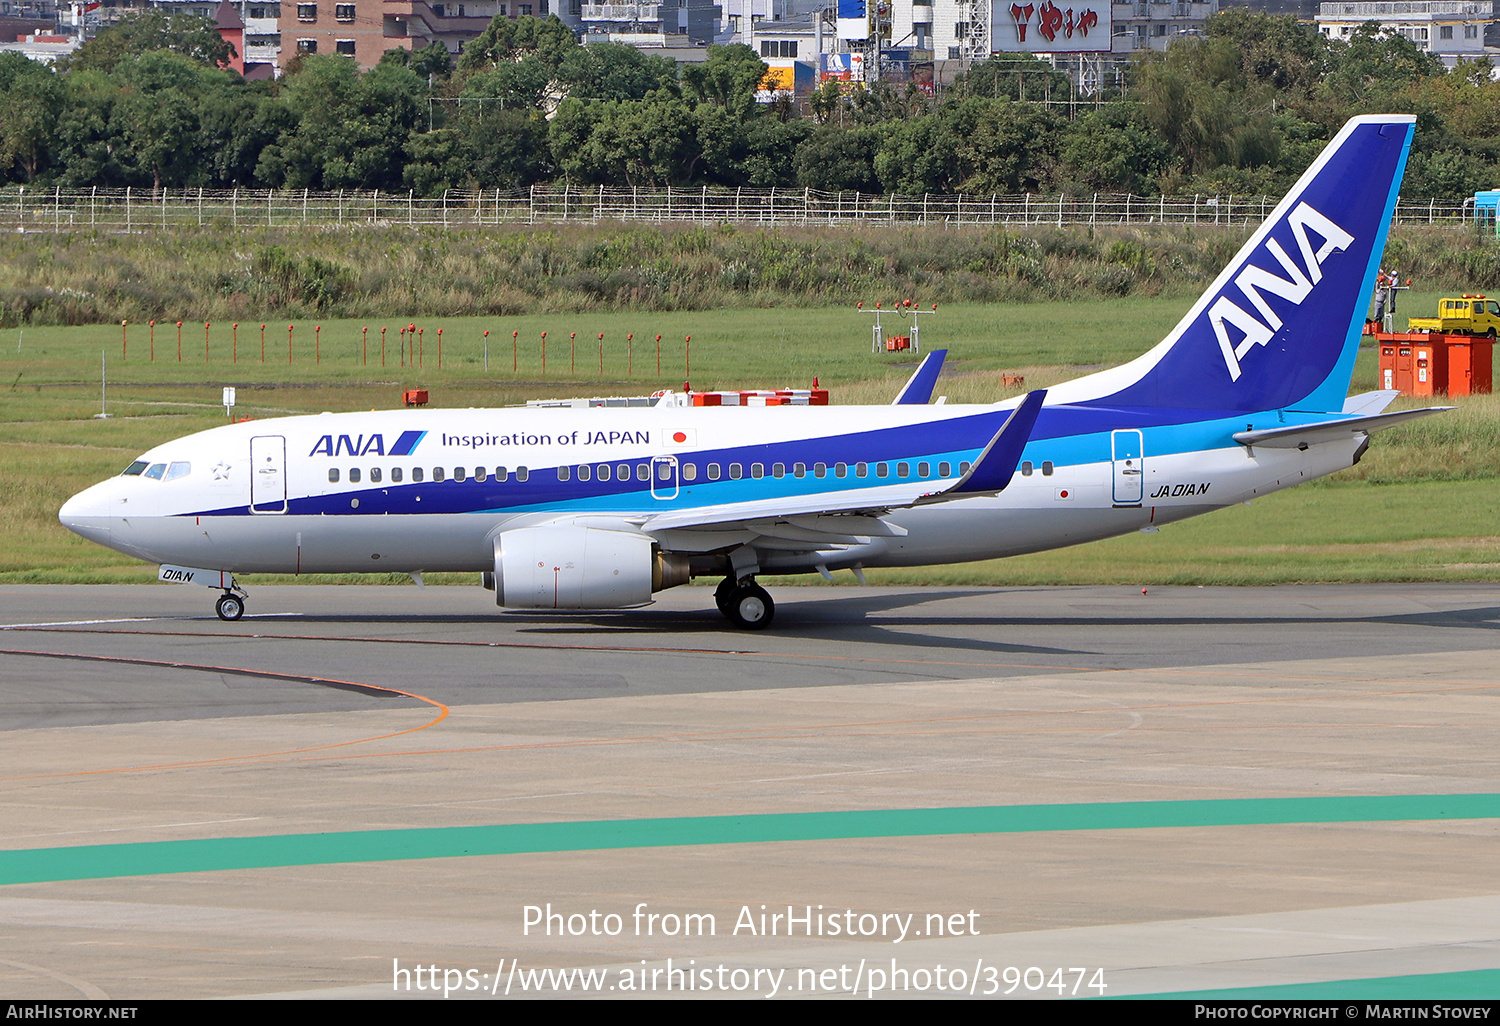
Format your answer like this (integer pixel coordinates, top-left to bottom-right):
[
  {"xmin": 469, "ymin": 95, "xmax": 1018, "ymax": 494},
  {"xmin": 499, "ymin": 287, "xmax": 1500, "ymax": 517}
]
[
  {"xmin": 143, "ymin": 463, "xmax": 167, "ymax": 480},
  {"xmin": 163, "ymin": 462, "xmax": 191, "ymax": 482},
  {"xmin": 122, "ymin": 461, "xmax": 149, "ymax": 476}
]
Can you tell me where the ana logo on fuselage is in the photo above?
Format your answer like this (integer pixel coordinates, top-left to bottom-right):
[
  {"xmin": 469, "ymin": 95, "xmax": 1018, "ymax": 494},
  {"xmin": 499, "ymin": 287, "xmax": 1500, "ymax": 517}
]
[
  {"xmin": 309, "ymin": 434, "xmax": 386, "ymax": 457},
  {"xmin": 1209, "ymin": 202, "xmax": 1355, "ymax": 382}
]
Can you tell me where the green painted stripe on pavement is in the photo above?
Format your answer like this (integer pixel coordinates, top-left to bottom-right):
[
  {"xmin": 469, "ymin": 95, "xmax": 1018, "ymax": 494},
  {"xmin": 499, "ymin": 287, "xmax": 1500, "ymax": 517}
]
[
  {"xmin": 1, "ymin": 793, "xmax": 1496, "ymax": 885},
  {"xmin": 1125, "ymin": 967, "xmax": 1500, "ymax": 1000}
]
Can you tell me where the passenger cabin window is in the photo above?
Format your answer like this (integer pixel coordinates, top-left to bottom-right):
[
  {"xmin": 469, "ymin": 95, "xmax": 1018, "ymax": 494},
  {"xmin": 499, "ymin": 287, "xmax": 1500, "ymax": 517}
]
[
  {"xmin": 495, "ymin": 466, "xmax": 508, "ymax": 482},
  {"xmin": 896, "ymin": 462, "xmax": 910, "ymax": 478},
  {"xmin": 370, "ymin": 467, "xmax": 382, "ymax": 483},
  {"xmin": 938, "ymin": 462, "xmax": 950, "ymax": 477},
  {"xmin": 682, "ymin": 463, "xmax": 697, "ymax": 482},
  {"xmin": 729, "ymin": 463, "xmax": 742, "ymax": 479},
  {"xmin": 772, "ymin": 463, "xmax": 785, "ymax": 479},
  {"xmin": 348, "ymin": 467, "xmax": 361, "ymax": 484},
  {"xmin": 597, "ymin": 464, "xmax": 610, "ymax": 482},
  {"xmin": 412, "ymin": 467, "xmax": 424, "ymax": 482},
  {"xmin": 751, "ymin": 463, "xmax": 764, "ymax": 479},
  {"xmin": 835, "ymin": 463, "xmax": 847, "ymax": 478},
  {"xmin": 474, "ymin": 467, "xmax": 486, "ymax": 482},
  {"xmin": 1021, "ymin": 461, "xmax": 1033, "ymax": 476},
  {"xmin": 516, "ymin": 467, "xmax": 529, "ymax": 481},
  {"xmin": 1042, "ymin": 461, "xmax": 1054, "ymax": 476},
  {"xmin": 557, "ymin": 465, "xmax": 570, "ymax": 481},
  {"xmin": 917, "ymin": 462, "xmax": 930, "ymax": 478},
  {"xmin": 433, "ymin": 467, "xmax": 445, "ymax": 482},
  {"xmin": 855, "ymin": 463, "xmax": 867, "ymax": 478},
  {"xmin": 617, "ymin": 463, "xmax": 630, "ymax": 481},
  {"xmin": 454, "ymin": 467, "xmax": 467, "ymax": 481},
  {"xmin": 814, "ymin": 463, "xmax": 827, "ymax": 478},
  {"xmin": 794, "ymin": 463, "xmax": 806, "ymax": 478},
  {"xmin": 707, "ymin": 463, "xmax": 721, "ymax": 481},
  {"xmin": 577, "ymin": 464, "xmax": 591, "ymax": 482},
  {"xmin": 328, "ymin": 468, "xmax": 340, "ymax": 483},
  {"xmin": 875, "ymin": 463, "xmax": 888, "ymax": 478},
  {"xmin": 636, "ymin": 464, "xmax": 649, "ymax": 482},
  {"xmin": 391, "ymin": 467, "xmax": 403, "ymax": 483}
]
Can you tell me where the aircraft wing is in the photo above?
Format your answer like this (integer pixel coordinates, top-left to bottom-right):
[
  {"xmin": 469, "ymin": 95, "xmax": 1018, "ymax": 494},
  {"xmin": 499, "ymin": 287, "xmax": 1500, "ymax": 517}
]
[
  {"xmin": 891, "ymin": 349, "xmax": 947, "ymax": 405},
  {"xmin": 638, "ymin": 391, "xmax": 1046, "ymax": 547},
  {"xmin": 1233, "ymin": 406, "xmax": 1450, "ymax": 449}
]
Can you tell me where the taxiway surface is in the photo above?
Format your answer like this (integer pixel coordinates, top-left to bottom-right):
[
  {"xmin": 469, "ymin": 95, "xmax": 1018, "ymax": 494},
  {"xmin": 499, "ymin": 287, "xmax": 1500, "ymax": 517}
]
[{"xmin": 1, "ymin": 583, "xmax": 1497, "ymax": 999}]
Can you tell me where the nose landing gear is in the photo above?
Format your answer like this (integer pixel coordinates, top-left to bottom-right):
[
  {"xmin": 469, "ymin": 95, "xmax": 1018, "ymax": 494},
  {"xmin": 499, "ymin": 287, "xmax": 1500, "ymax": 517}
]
[{"xmin": 215, "ymin": 589, "xmax": 247, "ymax": 621}]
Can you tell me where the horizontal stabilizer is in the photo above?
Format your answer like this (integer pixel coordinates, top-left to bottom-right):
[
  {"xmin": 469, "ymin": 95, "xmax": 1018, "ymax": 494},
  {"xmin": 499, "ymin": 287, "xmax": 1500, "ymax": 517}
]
[
  {"xmin": 1341, "ymin": 389, "xmax": 1401, "ymax": 416},
  {"xmin": 892, "ymin": 349, "xmax": 947, "ymax": 405},
  {"xmin": 1233, "ymin": 407, "xmax": 1450, "ymax": 448},
  {"xmin": 923, "ymin": 389, "xmax": 1047, "ymax": 500}
]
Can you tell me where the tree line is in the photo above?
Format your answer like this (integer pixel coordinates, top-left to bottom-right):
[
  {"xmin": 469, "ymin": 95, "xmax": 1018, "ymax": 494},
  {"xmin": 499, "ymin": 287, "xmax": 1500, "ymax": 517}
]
[{"xmin": 1, "ymin": 8, "xmax": 1497, "ymax": 201}]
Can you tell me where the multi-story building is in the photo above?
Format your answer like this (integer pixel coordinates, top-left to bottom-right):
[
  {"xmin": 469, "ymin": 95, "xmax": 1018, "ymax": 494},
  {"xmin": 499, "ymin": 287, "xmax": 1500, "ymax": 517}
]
[
  {"xmin": 858, "ymin": 0, "xmax": 1213, "ymax": 67},
  {"xmin": 580, "ymin": 0, "xmax": 716, "ymax": 45},
  {"xmin": 1109, "ymin": 0, "xmax": 1216, "ymax": 53},
  {"xmin": 1314, "ymin": 0, "xmax": 1494, "ymax": 64},
  {"xmin": 56, "ymin": 0, "xmax": 574, "ymax": 73}
]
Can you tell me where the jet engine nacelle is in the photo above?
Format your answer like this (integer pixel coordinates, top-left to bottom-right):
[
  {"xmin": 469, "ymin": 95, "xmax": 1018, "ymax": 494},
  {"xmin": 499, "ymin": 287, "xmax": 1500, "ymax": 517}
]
[{"xmin": 490, "ymin": 526, "xmax": 688, "ymax": 609}]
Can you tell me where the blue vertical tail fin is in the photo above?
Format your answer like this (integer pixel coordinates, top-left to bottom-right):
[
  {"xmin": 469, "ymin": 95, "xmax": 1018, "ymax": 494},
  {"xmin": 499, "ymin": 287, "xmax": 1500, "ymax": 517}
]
[{"xmin": 1049, "ymin": 115, "xmax": 1415, "ymax": 414}]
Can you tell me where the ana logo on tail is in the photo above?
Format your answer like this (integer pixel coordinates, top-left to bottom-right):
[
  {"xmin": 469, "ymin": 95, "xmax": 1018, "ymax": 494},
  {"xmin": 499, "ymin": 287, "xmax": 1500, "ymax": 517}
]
[{"xmin": 1210, "ymin": 202, "xmax": 1355, "ymax": 382}]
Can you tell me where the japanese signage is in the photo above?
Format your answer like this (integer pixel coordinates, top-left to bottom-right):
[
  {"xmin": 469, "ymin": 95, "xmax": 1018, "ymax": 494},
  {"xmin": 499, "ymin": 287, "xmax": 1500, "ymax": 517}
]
[{"xmin": 994, "ymin": 1, "xmax": 1111, "ymax": 53}]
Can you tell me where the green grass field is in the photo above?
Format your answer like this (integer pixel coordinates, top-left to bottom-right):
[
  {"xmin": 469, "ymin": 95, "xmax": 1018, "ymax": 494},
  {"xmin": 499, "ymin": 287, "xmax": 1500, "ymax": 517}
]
[{"xmin": 3, "ymin": 292, "xmax": 1496, "ymax": 586}]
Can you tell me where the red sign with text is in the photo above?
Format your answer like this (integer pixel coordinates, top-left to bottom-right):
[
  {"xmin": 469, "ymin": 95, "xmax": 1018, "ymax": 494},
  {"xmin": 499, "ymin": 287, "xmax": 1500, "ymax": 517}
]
[{"xmin": 999, "ymin": 1, "xmax": 1110, "ymax": 52}]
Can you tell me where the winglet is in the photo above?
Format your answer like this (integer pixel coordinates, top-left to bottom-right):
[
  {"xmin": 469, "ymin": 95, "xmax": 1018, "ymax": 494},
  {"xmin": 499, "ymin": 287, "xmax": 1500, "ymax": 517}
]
[
  {"xmin": 892, "ymin": 349, "xmax": 948, "ymax": 405},
  {"xmin": 921, "ymin": 390, "xmax": 1047, "ymax": 502}
]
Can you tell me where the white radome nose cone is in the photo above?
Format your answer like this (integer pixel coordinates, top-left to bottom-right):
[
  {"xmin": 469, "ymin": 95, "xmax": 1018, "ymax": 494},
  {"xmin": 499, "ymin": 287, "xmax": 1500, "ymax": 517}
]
[{"xmin": 58, "ymin": 480, "xmax": 118, "ymax": 542}]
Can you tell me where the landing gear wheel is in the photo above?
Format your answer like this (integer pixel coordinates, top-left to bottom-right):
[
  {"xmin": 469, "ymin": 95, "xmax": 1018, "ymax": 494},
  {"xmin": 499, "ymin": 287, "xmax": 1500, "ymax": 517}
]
[
  {"xmin": 714, "ymin": 576, "xmax": 736, "ymax": 615},
  {"xmin": 726, "ymin": 583, "xmax": 774, "ymax": 630},
  {"xmin": 215, "ymin": 593, "xmax": 245, "ymax": 622}
]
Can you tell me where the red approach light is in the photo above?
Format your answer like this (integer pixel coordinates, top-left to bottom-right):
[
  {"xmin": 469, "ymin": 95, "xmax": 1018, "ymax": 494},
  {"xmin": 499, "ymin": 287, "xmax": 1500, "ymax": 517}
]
[
  {"xmin": 177, "ymin": 321, "xmax": 183, "ymax": 328},
  {"xmin": 857, "ymin": 302, "xmax": 863, "ymax": 309}
]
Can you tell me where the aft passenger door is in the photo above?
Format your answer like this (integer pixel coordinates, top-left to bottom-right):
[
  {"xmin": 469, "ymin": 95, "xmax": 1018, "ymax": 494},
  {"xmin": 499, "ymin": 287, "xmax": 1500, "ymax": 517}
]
[
  {"xmin": 250, "ymin": 435, "xmax": 288, "ymax": 513},
  {"xmin": 1111, "ymin": 429, "xmax": 1144, "ymax": 507}
]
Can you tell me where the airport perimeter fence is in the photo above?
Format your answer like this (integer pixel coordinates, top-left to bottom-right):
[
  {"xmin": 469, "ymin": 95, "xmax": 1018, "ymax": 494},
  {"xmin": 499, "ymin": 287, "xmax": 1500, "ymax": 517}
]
[{"xmin": 0, "ymin": 184, "xmax": 1477, "ymax": 233}]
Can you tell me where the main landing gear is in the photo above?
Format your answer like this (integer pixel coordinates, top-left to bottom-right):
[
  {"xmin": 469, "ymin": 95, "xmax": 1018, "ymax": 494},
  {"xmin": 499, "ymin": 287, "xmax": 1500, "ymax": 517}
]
[
  {"xmin": 715, "ymin": 576, "xmax": 774, "ymax": 630},
  {"xmin": 215, "ymin": 589, "xmax": 247, "ymax": 621}
]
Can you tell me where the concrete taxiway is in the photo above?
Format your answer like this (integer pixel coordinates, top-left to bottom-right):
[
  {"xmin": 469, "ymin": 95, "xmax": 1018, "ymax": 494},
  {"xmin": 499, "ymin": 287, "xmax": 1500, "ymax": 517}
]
[{"xmin": 0, "ymin": 582, "xmax": 1497, "ymax": 999}]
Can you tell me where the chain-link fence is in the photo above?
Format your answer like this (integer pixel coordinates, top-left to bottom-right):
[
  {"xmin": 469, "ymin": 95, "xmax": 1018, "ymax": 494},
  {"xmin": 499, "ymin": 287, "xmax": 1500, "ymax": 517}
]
[{"xmin": 0, "ymin": 184, "xmax": 1476, "ymax": 232}]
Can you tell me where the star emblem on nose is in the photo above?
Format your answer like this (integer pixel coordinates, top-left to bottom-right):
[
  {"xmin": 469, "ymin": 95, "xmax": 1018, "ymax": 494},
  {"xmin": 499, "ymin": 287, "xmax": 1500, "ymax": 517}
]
[{"xmin": 212, "ymin": 462, "xmax": 231, "ymax": 481}]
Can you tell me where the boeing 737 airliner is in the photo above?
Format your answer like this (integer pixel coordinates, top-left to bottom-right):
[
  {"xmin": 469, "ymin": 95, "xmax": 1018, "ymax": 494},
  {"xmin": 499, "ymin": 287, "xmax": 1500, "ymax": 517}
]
[{"xmin": 60, "ymin": 115, "xmax": 1448, "ymax": 628}]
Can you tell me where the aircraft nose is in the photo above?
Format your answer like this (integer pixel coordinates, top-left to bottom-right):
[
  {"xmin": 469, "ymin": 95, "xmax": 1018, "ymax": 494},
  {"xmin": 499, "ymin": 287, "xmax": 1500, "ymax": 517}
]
[{"xmin": 59, "ymin": 480, "xmax": 118, "ymax": 540}]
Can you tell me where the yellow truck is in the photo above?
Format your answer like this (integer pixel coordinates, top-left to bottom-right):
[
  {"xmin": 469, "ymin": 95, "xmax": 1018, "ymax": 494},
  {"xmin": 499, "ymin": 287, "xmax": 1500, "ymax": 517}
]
[{"xmin": 1408, "ymin": 295, "xmax": 1500, "ymax": 336}]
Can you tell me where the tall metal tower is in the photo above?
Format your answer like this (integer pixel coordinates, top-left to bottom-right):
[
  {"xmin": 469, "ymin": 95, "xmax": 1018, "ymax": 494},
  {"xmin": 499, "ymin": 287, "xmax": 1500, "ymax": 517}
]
[{"xmin": 960, "ymin": 0, "xmax": 990, "ymax": 66}]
